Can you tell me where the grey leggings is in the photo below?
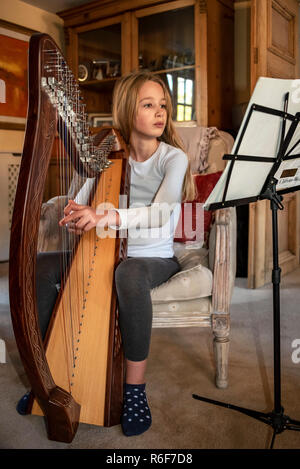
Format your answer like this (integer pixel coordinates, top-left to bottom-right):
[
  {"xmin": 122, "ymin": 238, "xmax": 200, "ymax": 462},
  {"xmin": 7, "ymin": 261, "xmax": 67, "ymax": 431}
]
[
  {"xmin": 35, "ymin": 252, "xmax": 180, "ymax": 361},
  {"xmin": 115, "ymin": 256, "xmax": 180, "ymax": 361}
]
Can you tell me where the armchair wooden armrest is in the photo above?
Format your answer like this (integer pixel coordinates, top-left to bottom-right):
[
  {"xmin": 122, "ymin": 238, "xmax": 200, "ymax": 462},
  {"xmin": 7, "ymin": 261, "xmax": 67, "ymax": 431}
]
[{"xmin": 208, "ymin": 206, "xmax": 237, "ymax": 388}]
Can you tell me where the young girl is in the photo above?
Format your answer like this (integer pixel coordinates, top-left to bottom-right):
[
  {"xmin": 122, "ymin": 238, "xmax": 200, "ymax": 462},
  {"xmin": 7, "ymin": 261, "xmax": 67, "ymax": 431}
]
[{"xmin": 60, "ymin": 70, "xmax": 195, "ymax": 437}]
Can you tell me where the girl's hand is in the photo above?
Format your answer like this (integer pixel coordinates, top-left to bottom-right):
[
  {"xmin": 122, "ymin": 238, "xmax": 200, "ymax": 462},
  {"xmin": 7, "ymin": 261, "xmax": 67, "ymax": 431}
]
[
  {"xmin": 59, "ymin": 200, "xmax": 103, "ymax": 234},
  {"xmin": 59, "ymin": 200, "xmax": 120, "ymax": 234}
]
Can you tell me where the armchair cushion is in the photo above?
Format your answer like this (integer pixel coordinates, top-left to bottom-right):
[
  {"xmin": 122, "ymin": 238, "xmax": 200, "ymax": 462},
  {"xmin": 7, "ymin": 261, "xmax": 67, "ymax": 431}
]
[
  {"xmin": 152, "ymin": 297, "xmax": 212, "ymax": 327},
  {"xmin": 174, "ymin": 171, "xmax": 223, "ymax": 245},
  {"xmin": 150, "ymin": 247, "xmax": 212, "ymax": 303}
]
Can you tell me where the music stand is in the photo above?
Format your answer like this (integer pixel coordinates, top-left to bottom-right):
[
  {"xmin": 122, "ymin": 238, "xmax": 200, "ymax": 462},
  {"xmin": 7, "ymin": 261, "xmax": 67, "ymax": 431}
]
[{"xmin": 192, "ymin": 77, "xmax": 300, "ymax": 449}]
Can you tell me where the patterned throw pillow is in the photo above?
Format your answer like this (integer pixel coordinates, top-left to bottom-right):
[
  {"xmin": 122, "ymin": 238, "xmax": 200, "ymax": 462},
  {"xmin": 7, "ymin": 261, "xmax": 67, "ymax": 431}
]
[{"xmin": 174, "ymin": 171, "xmax": 223, "ymax": 245}]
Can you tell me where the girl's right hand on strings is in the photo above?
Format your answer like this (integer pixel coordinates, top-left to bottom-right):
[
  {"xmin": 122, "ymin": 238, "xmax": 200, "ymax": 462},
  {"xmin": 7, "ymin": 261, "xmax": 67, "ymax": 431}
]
[
  {"xmin": 59, "ymin": 200, "xmax": 120, "ymax": 234},
  {"xmin": 59, "ymin": 200, "xmax": 101, "ymax": 234}
]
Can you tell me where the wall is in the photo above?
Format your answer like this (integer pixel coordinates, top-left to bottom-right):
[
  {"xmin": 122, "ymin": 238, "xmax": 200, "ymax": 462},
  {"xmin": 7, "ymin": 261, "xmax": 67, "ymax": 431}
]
[
  {"xmin": 0, "ymin": 0, "xmax": 64, "ymax": 152},
  {"xmin": 0, "ymin": 0, "xmax": 64, "ymax": 46},
  {"xmin": 233, "ymin": 0, "xmax": 251, "ymax": 134}
]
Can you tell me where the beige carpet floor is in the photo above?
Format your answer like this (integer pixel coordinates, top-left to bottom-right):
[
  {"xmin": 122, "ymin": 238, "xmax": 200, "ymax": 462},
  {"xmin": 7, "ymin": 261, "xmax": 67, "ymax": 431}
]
[{"xmin": 0, "ymin": 261, "xmax": 300, "ymax": 449}]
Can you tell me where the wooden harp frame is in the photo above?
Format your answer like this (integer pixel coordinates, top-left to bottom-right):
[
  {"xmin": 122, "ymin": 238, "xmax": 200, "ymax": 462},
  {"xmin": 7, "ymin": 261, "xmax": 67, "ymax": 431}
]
[{"xmin": 9, "ymin": 33, "xmax": 130, "ymax": 443}]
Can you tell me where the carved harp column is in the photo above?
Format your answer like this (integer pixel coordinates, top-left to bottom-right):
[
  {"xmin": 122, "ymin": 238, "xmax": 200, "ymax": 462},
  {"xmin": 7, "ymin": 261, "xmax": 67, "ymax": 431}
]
[{"xmin": 9, "ymin": 33, "xmax": 129, "ymax": 443}]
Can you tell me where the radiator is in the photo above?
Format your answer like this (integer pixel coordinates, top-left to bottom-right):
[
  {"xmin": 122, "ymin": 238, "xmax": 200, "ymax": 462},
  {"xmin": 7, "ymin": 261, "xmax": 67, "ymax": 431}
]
[{"xmin": 0, "ymin": 153, "xmax": 21, "ymax": 261}]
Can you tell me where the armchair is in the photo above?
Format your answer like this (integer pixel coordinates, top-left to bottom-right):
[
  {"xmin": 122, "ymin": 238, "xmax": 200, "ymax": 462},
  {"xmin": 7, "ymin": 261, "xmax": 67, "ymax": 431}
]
[{"xmin": 150, "ymin": 126, "xmax": 236, "ymax": 389}]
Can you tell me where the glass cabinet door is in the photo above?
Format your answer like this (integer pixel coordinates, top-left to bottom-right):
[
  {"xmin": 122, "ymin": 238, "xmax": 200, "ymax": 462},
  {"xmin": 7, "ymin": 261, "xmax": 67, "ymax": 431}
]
[
  {"xmin": 76, "ymin": 21, "xmax": 122, "ymax": 124},
  {"xmin": 136, "ymin": 5, "xmax": 195, "ymax": 122}
]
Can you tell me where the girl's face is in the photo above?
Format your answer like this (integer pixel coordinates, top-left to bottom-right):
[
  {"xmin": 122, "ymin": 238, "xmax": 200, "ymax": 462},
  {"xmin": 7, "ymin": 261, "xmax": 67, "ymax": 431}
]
[{"xmin": 133, "ymin": 80, "xmax": 167, "ymax": 140}]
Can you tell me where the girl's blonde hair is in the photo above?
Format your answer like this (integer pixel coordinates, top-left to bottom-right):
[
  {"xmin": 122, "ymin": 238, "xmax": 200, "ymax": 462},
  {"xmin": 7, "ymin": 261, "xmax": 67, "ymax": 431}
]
[{"xmin": 112, "ymin": 70, "xmax": 196, "ymax": 201}]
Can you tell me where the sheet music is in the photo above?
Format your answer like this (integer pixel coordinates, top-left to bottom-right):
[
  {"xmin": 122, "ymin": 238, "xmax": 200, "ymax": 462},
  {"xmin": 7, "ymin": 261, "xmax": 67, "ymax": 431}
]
[
  {"xmin": 274, "ymin": 156, "xmax": 300, "ymax": 191},
  {"xmin": 204, "ymin": 77, "xmax": 300, "ymax": 208}
]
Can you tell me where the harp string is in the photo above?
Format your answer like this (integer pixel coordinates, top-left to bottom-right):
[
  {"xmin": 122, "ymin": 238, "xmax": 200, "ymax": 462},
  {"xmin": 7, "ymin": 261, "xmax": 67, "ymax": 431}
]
[
  {"xmin": 75, "ymin": 70, "xmax": 83, "ymax": 382},
  {"xmin": 61, "ymin": 51, "xmax": 75, "ymax": 392},
  {"xmin": 58, "ymin": 48, "xmax": 78, "ymax": 391},
  {"xmin": 67, "ymin": 63, "xmax": 74, "ymax": 387},
  {"xmin": 40, "ymin": 46, "xmax": 73, "ymax": 392},
  {"xmin": 68, "ymin": 60, "xmax": 82, "ymax": 389},
  {"xmin": 41, "ymin": 43, "xmax": 111, "ymax": 393}
]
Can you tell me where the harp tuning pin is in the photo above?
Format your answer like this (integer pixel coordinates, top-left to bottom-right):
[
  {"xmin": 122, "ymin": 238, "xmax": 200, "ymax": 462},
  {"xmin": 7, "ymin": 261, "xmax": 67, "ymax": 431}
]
[
  {"xmin": 48, "ymin": 76, "xmax": 56, "ymax": 86},
  {"xmin": 41, "ymin": 77, "xmax": 47, "ymax": 88}
]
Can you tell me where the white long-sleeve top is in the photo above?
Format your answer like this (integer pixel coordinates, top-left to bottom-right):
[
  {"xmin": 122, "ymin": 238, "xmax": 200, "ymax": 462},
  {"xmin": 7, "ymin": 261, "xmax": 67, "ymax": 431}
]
[{"xmin": 110, "ymin": 141, "xmax": 188, "ymax": 258}]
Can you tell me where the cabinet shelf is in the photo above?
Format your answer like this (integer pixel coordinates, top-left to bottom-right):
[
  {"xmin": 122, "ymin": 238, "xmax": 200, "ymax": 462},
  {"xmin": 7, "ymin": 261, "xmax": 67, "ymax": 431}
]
[
  {"xmin": 79, "ymin": 77, "xmax": 118, "ymax": 87},
  {"xmin": 79, "ymin": 65, "xmax": 195, "ymax": 87},
  {"xmin": 148, "ymin": 65, "xmax": 195, "ymax": 75},
  {"xmin": 78, "ymin": 65, "xmax": 195, "ymax": 92}
]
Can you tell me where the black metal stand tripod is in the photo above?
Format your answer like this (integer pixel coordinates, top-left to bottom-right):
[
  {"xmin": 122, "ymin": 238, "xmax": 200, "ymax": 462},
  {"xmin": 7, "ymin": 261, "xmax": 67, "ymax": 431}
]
[{"xmin": 193, "ymin": 184, "xmax": 300, "ymax": 449}]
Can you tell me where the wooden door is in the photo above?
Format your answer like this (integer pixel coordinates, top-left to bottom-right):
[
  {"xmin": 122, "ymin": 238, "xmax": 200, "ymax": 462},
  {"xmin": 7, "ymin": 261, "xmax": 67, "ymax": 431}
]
[{"xmin": 248, "ymin": 0, "xmax": 299, "ymax": 288}]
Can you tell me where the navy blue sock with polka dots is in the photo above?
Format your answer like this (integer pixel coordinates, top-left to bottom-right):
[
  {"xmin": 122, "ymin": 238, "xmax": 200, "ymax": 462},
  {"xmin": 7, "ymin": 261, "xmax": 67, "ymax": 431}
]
[{"xmin": 121, "ymin": 383, "xmax": 152, "ymax": 437}]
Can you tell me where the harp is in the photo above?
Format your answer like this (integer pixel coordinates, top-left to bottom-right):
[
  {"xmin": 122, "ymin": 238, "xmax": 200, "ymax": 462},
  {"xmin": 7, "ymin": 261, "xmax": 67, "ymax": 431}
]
[{"xmin": 9, "ymin": 33, "xmax": 129, "ymax": 443}]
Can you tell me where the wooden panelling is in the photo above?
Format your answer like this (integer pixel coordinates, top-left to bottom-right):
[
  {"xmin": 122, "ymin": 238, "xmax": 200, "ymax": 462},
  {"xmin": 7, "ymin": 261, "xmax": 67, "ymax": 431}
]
[
  {"xmin": 248, "ymin": 0, "xmax": 299, "ymax": 288},
  {"xmin": 268, "ymin": 0, "xmax": 296, "ymax": 64},
  {"xmin": 195, "ymin": 0, "xmax": 208, "ymax": 125},
  {"xmin": 207, "ymin": 0, "xmax": 234, "ymax": 130},
  {"xmin": 267, "ymin": 52, "xmax": 296, "ymax": 78},
  {"xmin": 134, "ymin": 0, "xmax": 195, "ymax": 17},
  {"xmin": 58, "ymin": 0, "xmax": 170, "ymax": 27}
]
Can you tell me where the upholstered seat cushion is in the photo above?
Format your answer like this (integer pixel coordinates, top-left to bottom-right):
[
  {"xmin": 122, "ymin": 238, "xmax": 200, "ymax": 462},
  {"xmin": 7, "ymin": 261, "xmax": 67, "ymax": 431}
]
[
  {"xmin": 150, "ymin": 247, "xmax": 213, "ymax": 303},
  {"xmin": 152, "ymin": 297, "xmax": 211, "ymax": 317}
]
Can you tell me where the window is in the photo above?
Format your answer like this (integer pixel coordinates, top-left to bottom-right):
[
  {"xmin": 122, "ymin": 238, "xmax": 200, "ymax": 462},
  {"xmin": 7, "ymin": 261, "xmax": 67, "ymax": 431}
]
[
  {"xmin": 166, "ymin": 73, "xmax": 194, "ymax": 121},
  {"xmin": 176, "ymin": 77, "xmax": 193, "ymax": 121}
]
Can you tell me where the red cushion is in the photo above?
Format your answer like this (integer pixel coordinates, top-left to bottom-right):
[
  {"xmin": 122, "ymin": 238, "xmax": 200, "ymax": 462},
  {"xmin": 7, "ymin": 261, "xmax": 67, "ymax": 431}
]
[{"xmin": 174, "ymin": 171, "xmax": 223, "ymax": 244}]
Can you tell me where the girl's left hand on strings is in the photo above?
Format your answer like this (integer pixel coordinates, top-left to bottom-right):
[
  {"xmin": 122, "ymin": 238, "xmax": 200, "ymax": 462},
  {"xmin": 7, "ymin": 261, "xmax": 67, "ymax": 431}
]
[{"xmin": 59, "ymin": 200, "xmax": 107, "ymax": 234}]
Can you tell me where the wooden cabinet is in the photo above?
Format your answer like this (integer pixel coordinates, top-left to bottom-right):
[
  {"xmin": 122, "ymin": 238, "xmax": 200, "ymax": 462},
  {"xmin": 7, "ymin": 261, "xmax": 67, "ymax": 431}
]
[
  {"xmin": 58, "ymin": 0, "xmax": 234, "ymax": 130},
  {"xmin": 132, "ymin": 3, "xmax": 196, "ymax": 121}
]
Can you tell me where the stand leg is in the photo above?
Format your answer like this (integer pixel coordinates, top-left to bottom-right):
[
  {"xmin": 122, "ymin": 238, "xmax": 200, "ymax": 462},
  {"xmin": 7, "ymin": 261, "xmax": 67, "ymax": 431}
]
[
  {"xmin": 192, "ymin": 392, "xmax": 300, "ymax": 447},
  {"xmin": 271, "ymin": 199, "xmax": 282, "ymax": 414},
  {"xmin": 270, "ymin": 430, "xmax": 276, "ymax": 449}
]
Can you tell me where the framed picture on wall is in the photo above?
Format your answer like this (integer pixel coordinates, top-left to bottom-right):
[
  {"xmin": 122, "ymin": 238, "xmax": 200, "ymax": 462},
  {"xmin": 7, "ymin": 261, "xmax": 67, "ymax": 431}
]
[
  {"xmin": 0, "ymin": 23, "xmax": 33, "ymax": 130},
  {"xmin": 89, "ymin": 114, "xmax": 114, "ymax": 128}
]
